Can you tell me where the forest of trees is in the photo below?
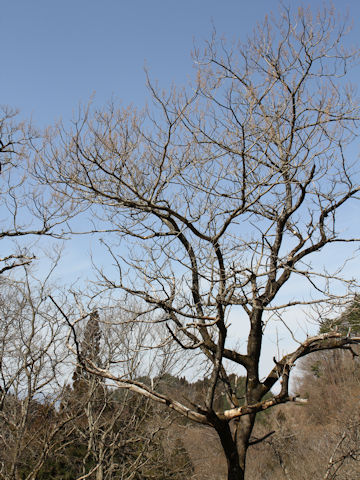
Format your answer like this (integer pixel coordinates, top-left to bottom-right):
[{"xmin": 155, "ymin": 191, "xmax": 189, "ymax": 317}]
[
  {"xmin": 1, "ymin": 3, "xmax": 360, "ymax": 479},
  {"xmin": 0, "ymin": 302, "xmax": 194, "ymax": 480},
  {"xmin": 1, "ymin": 298, "xmax": 359, "ymax": 479}
]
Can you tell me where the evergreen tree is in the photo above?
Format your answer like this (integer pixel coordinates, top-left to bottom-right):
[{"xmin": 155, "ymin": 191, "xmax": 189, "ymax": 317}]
[
  {"xmin": 320, "ymin": 296, "xmax": 360, "ymax": 336},
  {"xmin": 72, "ymin": 310, "xmax": 103, "ymax": 396}
]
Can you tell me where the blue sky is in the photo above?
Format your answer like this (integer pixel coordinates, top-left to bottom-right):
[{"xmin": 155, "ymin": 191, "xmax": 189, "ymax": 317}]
[
  {"xmin": 2, "ymin": 0, "xmax": 360, "ymax": 127},
  {"xmin": 2, "ymin": 1, "xmax": 360, "ymax": 380}
]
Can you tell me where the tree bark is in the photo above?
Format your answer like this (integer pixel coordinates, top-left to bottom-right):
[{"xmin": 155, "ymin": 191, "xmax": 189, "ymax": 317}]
[
  {"xmin": 237, "ymin": 415, "xmax": 255, "ymax": 473},
  {"xmin": 213, "ymin": 416, "xmax": 245, "ymax": 480}
]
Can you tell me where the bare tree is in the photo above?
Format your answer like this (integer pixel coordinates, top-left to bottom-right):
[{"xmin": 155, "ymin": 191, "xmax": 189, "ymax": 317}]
[
  {"xmin": 323, "ymin": 417, "xmax": 360, "ymax": 480},
  {"xmin": 53, "ymin": 307, "xmax": 195, "ymax": 480},
  {"xmin": 37, "ymin": 5, "xmax": 360, "ymax": 479},
  {"xmin": 0, "ymin": 106, "xmax": 68, "ymax": 275},
  {"xmin": 0, "ymin": 274, "xmax": 193, "ymax": 480},
  {"xmin": 0, "ymin": 270, "xmax": 74, "ymax": 480}
]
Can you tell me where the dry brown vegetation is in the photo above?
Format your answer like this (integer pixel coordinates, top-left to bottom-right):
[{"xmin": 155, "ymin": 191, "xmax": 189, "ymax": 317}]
[
  {"xmin": 1, "ymin": 2, "xmax": 360, "ymax": 479},
  {"xmin": 180, "ymin": 350, "xmax": 360, "ymax": 479},
  {"xmin": 35, "ymin": 5, "xmax": 360, "ymax": 478}
]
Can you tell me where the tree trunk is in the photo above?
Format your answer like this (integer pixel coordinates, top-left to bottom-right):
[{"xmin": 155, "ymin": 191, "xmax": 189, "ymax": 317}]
[
  {"xmin": 213, "ymin": 410, "xmax": 256, "ymax": 479},
  {"xmin": 237, "ymin": 414, "xmax": 255, "ymax": 474},
  {"xmin": 213, "ymin": 417, "xmax": 245, "ymax": 480}
]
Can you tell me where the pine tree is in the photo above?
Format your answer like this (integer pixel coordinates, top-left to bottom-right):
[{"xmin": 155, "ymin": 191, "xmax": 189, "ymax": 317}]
[
  {"xmin": 320, "ymin": 296, "xmax": 360, "ymax": 336},
  {"xmin": 72, "ymin": 310, "xmax": 102, "ymax": 395}
]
